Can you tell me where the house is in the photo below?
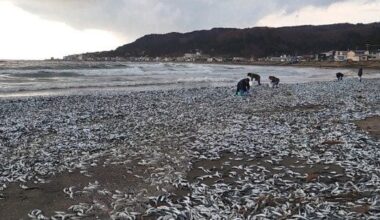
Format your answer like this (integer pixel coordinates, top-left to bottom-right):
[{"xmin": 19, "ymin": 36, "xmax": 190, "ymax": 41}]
[
  {"xmin": 347, "ymin": 50, "xmax": 370, "ymax": 61},
  {"xmin": 183, "ymin": 51, "xmax": 206, "ymax": 62},
  {"xmin": 214, "ymin": 57, "xmax": 224, "ymax": 62},
  {"xmin": 268, "ymin": 55, "xmax": 292, "ymax": 62},
  {"xmin": 300, "ymin": 55, "xmax": 315, "ymax": 62},
  {"xmin": 318, "ymin": 51, "xmax": 334, "ymax": 61},
  {"xmin": 290, "ymin": 56, "xmax": 300, "ymax": 63},
  {"xmin": 347, "ymin": 50, "xmax": 358, "ymax": 61},
  {"xmin": 359, "ymin": 55, "xmax": 370, "ymax": 61},
  {"xmin": 334, "ymin": 51, "xmax": 348, "ymax": 61},
  {"xmin": 269, "ymin": 57, "xmax": 283, "ymax": 62},
  {"xmin": 184, "ymin": 53, "xmax": 196, "ymax": 58},
  {"xmin": 232, "ymin": 57, "xmax": 247, "ymax": 62},
  {"xmin": 63, "ymin": 54, "xmax": 83, "ymax": 61},
  {"xmin": 257, "ymin": 57, "xmax": 266, "ymax": 62},
  {"xmin": 356, "ymin": 50, "xmax": 370, "ymax": 55},
  {"xmin": 370, "ymin": 50, "xmax": 380, "ymax": 60},
  {"xmin": 176, "ymin": 57, "xmax": 185, "ymax": 62}
]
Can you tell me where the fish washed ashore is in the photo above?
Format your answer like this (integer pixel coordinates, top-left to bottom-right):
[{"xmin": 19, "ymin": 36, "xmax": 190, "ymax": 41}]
[{"xmin": 0, "ymin": 79, "xmax": 380, "ymax": 219}]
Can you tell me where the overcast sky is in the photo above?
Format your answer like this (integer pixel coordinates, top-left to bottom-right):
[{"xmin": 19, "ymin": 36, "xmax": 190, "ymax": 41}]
[{"xmin": 0, "ymin": 0, "xmax": 379, "ymax": 59}]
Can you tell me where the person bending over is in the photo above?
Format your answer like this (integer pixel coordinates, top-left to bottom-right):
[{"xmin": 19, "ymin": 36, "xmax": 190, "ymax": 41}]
[
  {"xmin": 269, "ymin": 76, "xmax": 280, "ymax": 88},
  {"xmin": 236, "ymin": 78, "xmax": 251, "ymax": 95},
  {"xmin": 336, "ymin": 72, "xmax": 344, "ymax": 81},
  {"xmin": 247, "ymin": 73, "xmax": 261, "ymax": 85}
]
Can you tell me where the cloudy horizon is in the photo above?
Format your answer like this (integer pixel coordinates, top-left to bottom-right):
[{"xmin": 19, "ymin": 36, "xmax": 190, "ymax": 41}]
[{"xmin": 0, "ymin": 0, "xmax": 379, "ymax": 60}]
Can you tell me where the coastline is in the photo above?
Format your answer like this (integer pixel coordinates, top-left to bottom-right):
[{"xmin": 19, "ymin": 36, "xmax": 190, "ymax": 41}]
[{"xmin": 2, "ymin": 59, "xmax": 380, "ymax": 70}]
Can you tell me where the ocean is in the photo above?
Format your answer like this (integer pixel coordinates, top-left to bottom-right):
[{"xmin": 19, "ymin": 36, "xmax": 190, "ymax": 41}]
[{"xmin": 0, "ymin": 60, "xmax": 379, "ymax": 97}]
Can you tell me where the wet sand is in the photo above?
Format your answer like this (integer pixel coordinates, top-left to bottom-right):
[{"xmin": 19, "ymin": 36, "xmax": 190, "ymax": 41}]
[
  {"xmin": 355, "ymin": 116, "xmax": 380, "ymax": 139},
  {"xmin": 0, "ymin": 163, "xmax": 155, "ymax": 219}
]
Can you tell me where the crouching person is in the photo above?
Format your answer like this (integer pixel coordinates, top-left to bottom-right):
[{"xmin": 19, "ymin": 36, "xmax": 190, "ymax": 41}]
[
  {"xmin": 236, "ymin": 78, "xmax": 251, "ymax": 96},
  {"xmin": 247, "ymin": 73, "xmax": 261, "ymax": 85},
  {"xmin": 336, "ymin": 72, "xmax": 344, "ymax": 81},
  {"xmin": 269, "ymin": 76, "xmax": 280, "ymax": 88}
]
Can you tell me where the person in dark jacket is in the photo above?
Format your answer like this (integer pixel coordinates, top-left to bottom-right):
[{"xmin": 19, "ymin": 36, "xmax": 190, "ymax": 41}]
[
  {"xmin": 236, "ymin": 78, "xmax": 251, "ymax": 95},
  {"xmin": 269, "ymin": 76, "xmax": 280, "ymax": 88},
  {"xmin": 336, "ymin": 72, "xmax": 344, "ymax": 81},
  {"xmin": 247, "ymin": 73, "xmax": 261, "ymax": 85},
  {"xmin": 358, "ymin": 67, "xmax": 363, "ymax": 82}
]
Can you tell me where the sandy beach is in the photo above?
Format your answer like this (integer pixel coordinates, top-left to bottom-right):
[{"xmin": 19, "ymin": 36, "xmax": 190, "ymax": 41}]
[{"xmin": 0, "ymin": 78, "xmax": 380, "ymax": 219}]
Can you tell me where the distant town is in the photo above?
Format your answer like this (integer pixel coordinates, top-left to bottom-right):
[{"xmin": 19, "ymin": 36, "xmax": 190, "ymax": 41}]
[{"xmin": 62, "ymin": 49, "xmax": 380, "ymax": 65}]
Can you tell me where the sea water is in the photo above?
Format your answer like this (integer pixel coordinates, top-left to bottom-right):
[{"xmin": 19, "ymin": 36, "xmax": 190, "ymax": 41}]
[{"xmin": 0, "ymin": 60, "xmax": 378, "ymax": 97}]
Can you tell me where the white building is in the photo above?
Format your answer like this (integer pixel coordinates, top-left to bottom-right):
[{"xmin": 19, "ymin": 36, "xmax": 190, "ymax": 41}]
[
  {"xmin": 370, "ymin": 50, "xmax": 380, "ymax": 60},
  {"xmin": 269, "ymin": 55, "xmax": 291, "ymax": 62},
  {"xmin": 183, "ymin": 52, "xmax": 203, "ymax": 62},
  {"xmin": 214, "ymin": 57, "xmax": 224, "ymax": 62},
  {"xmin": 232, "ymin": 57, "xmax": 247, "ymax": 62},
  {"xmin": 184, "ymin": 53, "xmax": 196, "ymax": 58},
  {"xmin": 334, "ymin": 51, "xmax": 348, "ymax": 61}
]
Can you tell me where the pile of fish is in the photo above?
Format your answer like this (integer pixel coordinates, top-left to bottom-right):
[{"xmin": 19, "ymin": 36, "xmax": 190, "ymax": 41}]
[{"xmin": 0, "ymin": 78, "xmax": 379, "ymax": 219}]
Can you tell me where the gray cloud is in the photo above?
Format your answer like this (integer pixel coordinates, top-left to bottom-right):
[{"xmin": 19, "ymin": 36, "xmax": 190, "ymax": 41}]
[{"xmin": 9, "ymin": 0, "xmax": 346, "ymax": 42}]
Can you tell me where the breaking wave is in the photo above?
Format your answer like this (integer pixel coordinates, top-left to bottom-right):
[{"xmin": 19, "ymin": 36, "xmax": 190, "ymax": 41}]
[{"xmin": 1, "ymin": 61, "xmax": 379, "ymax": 96}]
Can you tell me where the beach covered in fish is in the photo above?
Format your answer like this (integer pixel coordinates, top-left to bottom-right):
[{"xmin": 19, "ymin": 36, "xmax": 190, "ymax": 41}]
[{"xmin": 0, "ymin": 78, "xmax": 380, "ymax": 219}]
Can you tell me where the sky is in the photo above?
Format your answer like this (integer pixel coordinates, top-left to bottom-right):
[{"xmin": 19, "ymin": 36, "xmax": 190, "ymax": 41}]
[{"xmin": 0, "ymin": 0, "xmax": 379, "ymax": 60}]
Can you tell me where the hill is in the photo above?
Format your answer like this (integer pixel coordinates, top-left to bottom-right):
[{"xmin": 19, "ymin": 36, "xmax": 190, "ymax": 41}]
[{"xmin": 86, "ymin": 23, "xmax": 380, "ymax": 58}]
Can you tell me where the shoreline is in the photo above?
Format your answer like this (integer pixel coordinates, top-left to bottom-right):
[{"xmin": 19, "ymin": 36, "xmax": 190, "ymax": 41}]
[
  {"xmin": 2, "ymin": 59, "xmax": 380, "ymax": 70},
  {"xmin": 1, "ymin": 75, "xmax": 380, "ymax": 98}
]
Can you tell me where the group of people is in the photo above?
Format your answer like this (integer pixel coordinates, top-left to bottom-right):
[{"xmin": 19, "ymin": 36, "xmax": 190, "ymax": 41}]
[
  {"xmin": 236, "ymin": 67, "xmax": 365, "ymax": 96},
  {"xmin": 236, "ymin": 73, "xmax": 279, "ymax": 96},
  {"xmin": 336, "ymin": 67, "xmax": 364, "ymax": 81}
]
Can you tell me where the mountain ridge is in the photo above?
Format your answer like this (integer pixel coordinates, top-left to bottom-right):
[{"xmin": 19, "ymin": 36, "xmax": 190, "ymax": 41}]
[{"xmin": 85, "ymin": 22, "xmax": 380, "ymax": 58}]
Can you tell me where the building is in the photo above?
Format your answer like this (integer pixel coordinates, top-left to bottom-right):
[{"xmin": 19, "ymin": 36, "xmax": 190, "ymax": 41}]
[
  {"xmin": 183, "ymin": 52, "xmax": 203, "ymax": 62},
  {"xmin": 347, "ymin": 50, "xmax": 370, "ymax": 62},
  {"xmin": 268, "ymin": 55, "xmax": 292, "ymax": 62},
  {"xmin": 334, "ymin": 51, "xmax": 348, "ymax": 61},
  {"xmin": 300, "ymin": 55, "xmax": 315, "ymax": 62},
  {"xmin": 184, "ymin": 53, "xmax": 197, "ymax": 58},
  {"xmin": 347, "ymin": 51, "xmax": 358, "ymax": 61},
  {"xmin": 370, "ymin": 50, "xmax": 380, "ymax": 60},
  {"xmin": 318, "ymin": 51, "xmax": 334, "ymax": 61},
  {"xmin": 63, "ymin": 54, "xmax": 83, "ymax": 61},
  {"xmin": 232, "ymin": 57, "xmax": 247, "ymax": 62},
  {"xmin": 214, "ymin": 57, "xmax": 224, "ymax": 62}
]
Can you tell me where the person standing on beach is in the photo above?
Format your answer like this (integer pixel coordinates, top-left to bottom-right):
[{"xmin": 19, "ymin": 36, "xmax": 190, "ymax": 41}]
[
  {"xmin": 236, "ymin": 78, "xmax": 251, "ymax": 96},
  {"xmin": 358, "ymin": 67, "xmax": 363, "ymax": 82}
]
